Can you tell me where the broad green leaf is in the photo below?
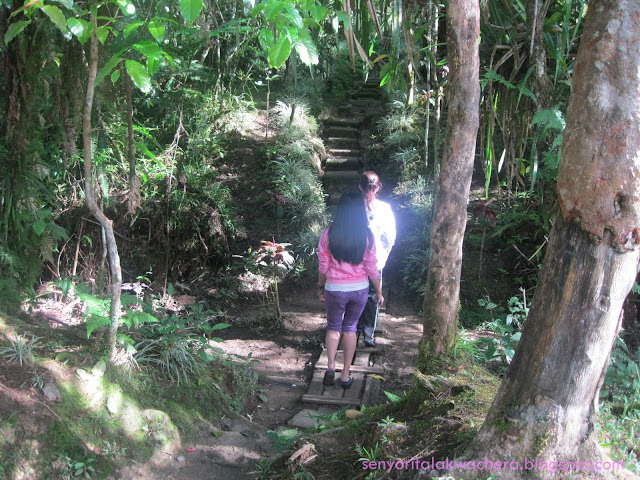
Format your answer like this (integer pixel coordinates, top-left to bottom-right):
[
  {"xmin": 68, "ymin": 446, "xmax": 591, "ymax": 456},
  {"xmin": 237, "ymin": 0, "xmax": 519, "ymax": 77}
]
[
  {"xmin": 258, "ymin": 28, "xmax": 274, "ymax": 51},
  {"xmin": 309, "ymin": 5, "xmax": 327, "ymax": 22},
  {"xmin": 380, "ymin": 72, "xmax": 390, "ymax": 86},
  {"xmin": 111, "ymin": 69, "xmax": 120, "ymax": 83},
  {"xmin": 252, "ymin": 3, "xmax": 265, "ymax": 17},
  {"xmin": 10, "ymin": 1, "xmax": 43, "ymax": 19},
  {"xmin": 147, "ymin": 56, "xmax": 160, "ymax": 76},
  {"xmin": 283, "ymin": 4, "xmax": 303, "ymax": 29},
  {"xmin": 123, "ymin": 20, "xmax": 143, "ymax": 39},
  {"xmin": 162, "ymin": 51, "xmax": 175, "ymax": 67},
  {"xmin": 4, "ymin": 20, "xmax": 30, "ymax": 45},
  {"xmin": 211, "ymin": 323, "xmax": 230, "ymax": 331},
  {"xmin": 268, "ymin": 35, "xmax": 291, "ymax": 68},
  {"xmin": 293, "ymin": 29, "xmax": 318, "ymax": 65},
  {"xmin": 67, "ymin": 17, "xmax": 93, "ymax": 45},
  {"xmin": 95, "ymin": 55, "xmax": 122, "ymax": 87},
  {"xmin": 133, "ymin": 40, "xmax": 163, "ymax": 59},
  {"xmin": 336, "ymin": 11, "xmax": 350, "ymax": 27},
  {"xmin": 263, "ymin": 0, "xmax": 284, "ymax": 20},
  {"xmin": 115, "ymin": 0, "xmax": 136, "ymax": 16},
  {"xmin": 125, "ymin": 59, "xmax": 151, "ymax": 93},
  {"xmin": 42, "ymin": 5, "xmax": 67, "ymax": 31},
  {"xmin": 148, "ymin": 20, "xmax": 165, "ymax": 42},
  {"xmin": 32, "ymin": 220, "xmax": 47, "ymax": 236},
  {"xmin": 179, "ymin": 0, "xmax": 202, "ymax": 24},
  {"xmin": 96, "ymin": 25, "xmax": 110, "ymax": 44}
]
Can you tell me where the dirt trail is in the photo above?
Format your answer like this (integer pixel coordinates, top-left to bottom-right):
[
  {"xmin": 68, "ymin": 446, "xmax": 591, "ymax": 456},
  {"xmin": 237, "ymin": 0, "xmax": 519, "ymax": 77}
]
[{"xmin": 116, "ymin": 281, "xmax": 423, "ymax": 479}]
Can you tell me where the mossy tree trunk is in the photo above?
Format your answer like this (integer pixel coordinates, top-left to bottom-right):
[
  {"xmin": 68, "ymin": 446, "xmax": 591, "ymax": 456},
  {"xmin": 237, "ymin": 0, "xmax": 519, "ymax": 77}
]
[
  {"xmin": 455, "ymin": 1, "xmax": 640, "ymax": 477},
  {"xmin": 419, "ymin": 0, "xmax": 480, "ymax": 366}
]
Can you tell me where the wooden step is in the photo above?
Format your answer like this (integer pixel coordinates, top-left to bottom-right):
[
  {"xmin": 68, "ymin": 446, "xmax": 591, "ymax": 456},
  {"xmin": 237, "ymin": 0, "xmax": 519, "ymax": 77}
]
[
  {"xmin": 328, "ymin": 148, "xmax": 361, "ymax": 157},
  {"xmin": 350, "ymin": 98, "xmax": 381, "ymax": 107},
  {"xmin": 326, "ymin": 137, "xmax": 360, "ymax": 149},
  {"xmin": 327, "ymin": 126, "xmax": 359, "ymax": 138},
  {"xmin": 322, "ymin": 170, "xmax": 360, "ymax": 185},
  {"xmin": 323, "ymin": 117, "xmax": 361, "ymax": 128},
  {"xmin": 324, "ymin": 157, "xmax": 362, "ymax": 170}
]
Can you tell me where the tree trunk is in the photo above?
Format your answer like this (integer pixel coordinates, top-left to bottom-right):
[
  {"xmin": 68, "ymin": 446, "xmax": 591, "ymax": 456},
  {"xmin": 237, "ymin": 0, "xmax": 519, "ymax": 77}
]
[
  {"xmin": 124, "ymin": 70, "xmax": 140, "ymax": 216},
  {"xmin": 83, "ymin": 16, "xmax": 123, "ymax": 362},
  {"xmin": 455, "ymin": 1, "xmax": 640, "ymax": 477},
  {"xmin": 418, "ymin": 0, "xmax": 480, "ymax": 365}
]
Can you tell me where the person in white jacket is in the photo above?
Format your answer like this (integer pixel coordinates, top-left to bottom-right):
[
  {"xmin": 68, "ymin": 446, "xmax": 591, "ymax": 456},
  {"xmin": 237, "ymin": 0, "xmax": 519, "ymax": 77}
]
[{"xmin": 356, "ymin": 171, "xmax": 396, "ymax": 347}]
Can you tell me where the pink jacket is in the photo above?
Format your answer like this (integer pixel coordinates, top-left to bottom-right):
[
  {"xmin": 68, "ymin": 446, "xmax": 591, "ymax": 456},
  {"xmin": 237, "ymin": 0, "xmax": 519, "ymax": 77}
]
[{"xmin": 318, "ymin": 229, "xmax": 380, "ymax": 285}]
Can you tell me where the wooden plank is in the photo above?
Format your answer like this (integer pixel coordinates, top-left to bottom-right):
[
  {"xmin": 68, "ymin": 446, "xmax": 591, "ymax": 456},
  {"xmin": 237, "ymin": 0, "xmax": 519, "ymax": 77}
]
[
  {"xmin": 353, "ymin": 352, "xmax": 370, "ymax": 367},
  {"xmin": 301, "ymin": 395, "xmax": 360, "ymax": 406},
  {"xmin": 307, "ymin": 371, "xmax": 325, "ymax": 396},
  {"xmin": 343, "ymin": 374, "xmax": 365, "ymax": 401},
  {"xmin": 314, "ymin": 364, "xmax": 384, "ymax": 374},
  {"xmin": 360, "ymin": 375, "xmax": 382, "ymax": 406}
]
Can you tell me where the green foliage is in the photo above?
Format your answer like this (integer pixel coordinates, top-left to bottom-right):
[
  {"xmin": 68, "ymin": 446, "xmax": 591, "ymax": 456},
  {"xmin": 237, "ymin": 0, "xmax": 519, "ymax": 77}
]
[
  {"xmin": 252, "ymin": 0, "xmax": 323, "ymax": 69},
  {"xmin": 602, "ymin": 337, "xmax": 640, "ymax": 410},
  {"xmin": 267, "ymin": 97, "xmax": 326, "ymax": 259},
  {"xmin": 599, "ymin": 336, "xmax": 640, "ymax": 473},
  {"xmin": 133, "ymin": 304, "xmax": 230, "ymax": 384},
  {"xmin": 530, "ymin": 107, "xmax": 566, "ymax": 189},
  {"xmin": 57, "ymin": 455, "xmax": 96, "ymax": 479},
  {"xmin": 0, "ymin": 333, "xmax": 40, "ymax": 366},
  {"xmin": 476, "ymin": 294, "xmax": 528, "ymax": 365}
]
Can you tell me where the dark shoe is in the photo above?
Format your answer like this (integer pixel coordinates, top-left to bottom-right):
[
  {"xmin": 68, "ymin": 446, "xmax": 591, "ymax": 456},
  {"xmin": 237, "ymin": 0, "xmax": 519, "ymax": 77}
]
[
  {"xmin": 339, "ymin": 377, "xmax": 354, "ymax": 389},
  {"xmin": 363, "ymin": 337, "xmax": 375, "ymax": 348},
  {"xmin": 323, "ymin": 370, "xmax": 335, "ymax": 386}
]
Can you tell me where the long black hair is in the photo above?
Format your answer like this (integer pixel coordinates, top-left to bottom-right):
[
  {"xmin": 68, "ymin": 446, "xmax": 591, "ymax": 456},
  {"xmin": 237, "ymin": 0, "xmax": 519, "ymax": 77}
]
[{"xmin": 328, "ymin": 190, "xmax": 374, "ymax": 265}]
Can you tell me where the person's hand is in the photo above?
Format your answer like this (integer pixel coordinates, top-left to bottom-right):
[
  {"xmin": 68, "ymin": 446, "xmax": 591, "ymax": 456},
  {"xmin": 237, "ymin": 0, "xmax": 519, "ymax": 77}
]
[
  {"xmin": 375, "ymin": 293, "xmax": 384, "ymax": 307},
  {"xmin": 319, "ymin": 289, "xmax": 325, "ymax": 302}
]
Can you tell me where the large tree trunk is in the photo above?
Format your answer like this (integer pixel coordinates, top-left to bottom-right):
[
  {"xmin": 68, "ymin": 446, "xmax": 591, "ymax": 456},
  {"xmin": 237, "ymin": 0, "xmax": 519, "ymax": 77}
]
[
  {"xmin": 83, "ymin": 16, "xmax": 123, "ymax": 362},
  {"xmin": 455, "ymin": 1, "xmax": 640, "ymax": 477},
  {"xmin": 418, "ymin": 0, "xmax": 480, "ymax": 364}
]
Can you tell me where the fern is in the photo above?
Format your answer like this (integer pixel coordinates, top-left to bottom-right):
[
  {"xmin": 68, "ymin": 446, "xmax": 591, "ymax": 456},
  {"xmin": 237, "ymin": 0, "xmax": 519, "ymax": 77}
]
[
  {"xmin": 482, "ymin": 68, "xmax": 536, "ymax": 103},
  {"xmin": 39, "ymin": 230, "xmax": 57, "ymax": 265},
  {"xmin": 532, "ymin": 107, "xmax": 566, "ymax": 134},
  {"xmin": 87, "ymin": 314, "xmax": 111, "ymax": 338},
  {"xmin": 121, "ymin": 311, "xmax": 158, "ymax": 329}
]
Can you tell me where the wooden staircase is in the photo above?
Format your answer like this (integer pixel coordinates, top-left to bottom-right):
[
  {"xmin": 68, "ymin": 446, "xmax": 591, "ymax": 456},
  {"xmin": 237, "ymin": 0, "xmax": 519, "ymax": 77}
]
[{"xmin": 303, "ymin": 75, "xmax": 386, "ymax": 407}]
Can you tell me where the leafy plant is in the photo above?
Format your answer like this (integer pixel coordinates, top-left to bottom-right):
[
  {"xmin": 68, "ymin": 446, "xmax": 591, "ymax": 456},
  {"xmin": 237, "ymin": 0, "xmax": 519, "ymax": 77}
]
[
  {"xmin": 601, "ymin": 337, "xmax": 640, "ymax": 410},
  {"xmin": 58, "ymin": 455, "xmax": 96, "ymax": 479},
  {"xmin": 477, "ymin": 294, "xmax": 528, "ymax": 365},
  {"xmin": 134, "ymin": 336, "xmax": 205, "ymax": 385},
  {"xmin": 100, "ymin": 440, "xmax": 126, "ymax": 458},
  {"xmin": 0, "ymin": 333, "xmax": 40, "ymax": 366},
  {"xmin": 356, "ymin": 441, "xmax": 382, "ymax": 462},
  {"xmin": 254, "ymin": 240, "xmax": 295, "ymax": 318}
]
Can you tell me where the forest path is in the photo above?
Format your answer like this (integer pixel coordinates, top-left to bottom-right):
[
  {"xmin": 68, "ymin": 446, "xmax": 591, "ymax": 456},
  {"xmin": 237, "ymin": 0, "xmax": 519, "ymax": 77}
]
[
  {"xmin": 116, "ymin": 286, "xmax": 423, "ymax": 480},
  {"xmin": 114, "ymin": 78, "xmax": 425, "ymax": 479}
]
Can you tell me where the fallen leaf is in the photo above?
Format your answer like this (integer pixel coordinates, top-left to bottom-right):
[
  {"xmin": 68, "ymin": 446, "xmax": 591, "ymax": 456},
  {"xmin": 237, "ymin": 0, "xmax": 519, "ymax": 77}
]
[{"xmin": 345, "ymin": 409, "xmax": 363, "ymax": 419}]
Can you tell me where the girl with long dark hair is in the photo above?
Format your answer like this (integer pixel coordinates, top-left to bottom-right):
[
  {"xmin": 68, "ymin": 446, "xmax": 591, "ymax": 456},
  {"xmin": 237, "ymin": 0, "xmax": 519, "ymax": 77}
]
[{"xmin": 317, "ymin": 190, "xmax": 384, "ymax": 388}]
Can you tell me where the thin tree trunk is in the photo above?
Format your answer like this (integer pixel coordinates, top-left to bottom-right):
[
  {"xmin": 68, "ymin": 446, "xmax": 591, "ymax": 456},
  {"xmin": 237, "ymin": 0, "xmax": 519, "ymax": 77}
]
[
  {"xmin": 418, "ymin": 0, "xmax": 480, "ymax": 364},
  {"xmin": 124, "ymin": 70, "xmax": 140, "ymax": 216},
  {"xmin": 83, "ymin": 14, "xmax": 122, "ymax": 362},
  {"xmin": 456, "ymin": 1, "xmax": 640, "ymax": 476}
]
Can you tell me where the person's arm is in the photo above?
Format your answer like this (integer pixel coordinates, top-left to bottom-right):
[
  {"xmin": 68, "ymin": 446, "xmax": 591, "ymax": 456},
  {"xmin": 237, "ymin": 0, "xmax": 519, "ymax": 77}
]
[
  {"xmin": 364, "ymin": 240, "xmax": 383, "ymax": 305},
  {"xmin": 317, "ymin": 230, "xmax": 329, "ymax": 301},
  {"xmin": 369, "ymin": 276, "xmax": 384, "ymax": 307}
]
